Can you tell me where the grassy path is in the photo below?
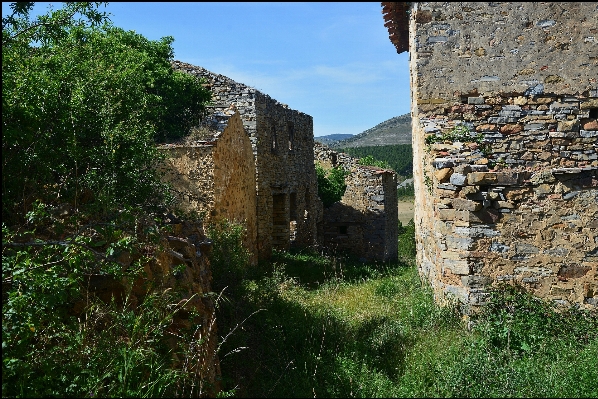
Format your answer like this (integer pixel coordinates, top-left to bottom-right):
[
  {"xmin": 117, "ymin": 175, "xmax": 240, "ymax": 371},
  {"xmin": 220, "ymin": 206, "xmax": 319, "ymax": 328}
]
[{"xmin": 214, "ymin": 250, "xmax": 598, "ymax": 398}]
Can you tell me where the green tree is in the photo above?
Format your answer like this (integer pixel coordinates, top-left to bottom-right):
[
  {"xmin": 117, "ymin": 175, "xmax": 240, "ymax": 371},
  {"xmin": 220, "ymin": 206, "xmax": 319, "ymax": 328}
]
[
  {"xmin": 316, "ymin": 163, "xmax": 349, "ymax": 207},
  {"xmin": 341, "ymin": 144, "xmax": 413, "ymax": 178},
  {"xmin": 2, "ymin": 3, "xmax": 213, "ymax": 396},
  {"xmin": 2, "ymin": 2, "xmax": 211, "ymax": 223},
  {"xmin": 358, "ymin": 154, "xmax": 392, "ymax": 169}
]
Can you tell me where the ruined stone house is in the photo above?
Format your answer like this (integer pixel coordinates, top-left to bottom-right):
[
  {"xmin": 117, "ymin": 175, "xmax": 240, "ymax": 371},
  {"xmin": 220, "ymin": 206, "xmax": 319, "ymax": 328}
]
[
  {"xmin": 383, "ymin": 2, "xmax": 597, "ymax": 311},
  {"xmin": 164, "ymin": 61, "xmax": 322, "ymax": 260},
  {"xmin": 315, "ymin": 143, "xmax": 398, "ymax": 262}
]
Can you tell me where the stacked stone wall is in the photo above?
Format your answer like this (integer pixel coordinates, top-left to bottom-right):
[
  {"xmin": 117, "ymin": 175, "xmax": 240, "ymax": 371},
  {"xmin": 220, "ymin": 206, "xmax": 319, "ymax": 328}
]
[
  {"xmin": 409, "ymin": 2, "xmax": 598, "ymax": 311},
  {"xmin": 253, "ymin": 92, "xmax": 320, "ymax": 256},
  {"xmin": 315, "ymin": 143, "xmax": 398, "ymax": 261},
  {"xmin": 158, "ymin": 144, "xmax": 216, "ymax": 216}
]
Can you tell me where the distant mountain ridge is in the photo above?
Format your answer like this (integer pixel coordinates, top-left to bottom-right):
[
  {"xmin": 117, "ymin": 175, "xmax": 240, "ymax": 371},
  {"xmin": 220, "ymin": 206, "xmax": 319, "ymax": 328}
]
[
  {"xmin": 331, "ymin": 113, "xmax": 412, "ymax": 149},
  {"xmin": 314, "ymin": 134, "xmax": 354, "ymax": 146}
]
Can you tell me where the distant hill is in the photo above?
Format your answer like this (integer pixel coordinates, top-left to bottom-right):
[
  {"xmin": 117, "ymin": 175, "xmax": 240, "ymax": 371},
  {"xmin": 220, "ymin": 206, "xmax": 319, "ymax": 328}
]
[
  {"xmin": 330, "ymin": 113, "xmax": 412, "ymax": 149},
  {"xmin": 314, "ymin": 134, "xmax": 354, "ymax": 146}
]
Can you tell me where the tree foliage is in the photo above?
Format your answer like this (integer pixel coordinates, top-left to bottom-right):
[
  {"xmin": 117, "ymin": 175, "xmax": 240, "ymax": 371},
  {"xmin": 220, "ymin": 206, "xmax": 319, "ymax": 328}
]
[
  {"xmin": 357, "ymin": 155, "xmax": 392, "ymax": 170},
  {"xmin": 2, "ymin": 3, "xmax": 213, "ymax": 396},
  {"xmin": 340, "ymin": 144, "xmax": 413, "ymax": 178},
  {"xmin": 316, "ymin": 163, "xmax": 349, "ymax": 208},
  {"xmin": 2, "ymin": 2, "xmax": 211, "ymax": 223}
]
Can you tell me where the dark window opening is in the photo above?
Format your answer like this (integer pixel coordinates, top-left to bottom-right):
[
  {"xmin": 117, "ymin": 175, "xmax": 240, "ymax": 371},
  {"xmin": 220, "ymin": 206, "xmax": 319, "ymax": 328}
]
[
  {"xmin": 271, "ymin": 126, "xmax": 277, "ymax": 153},
  {"xmin": 272, "ymin": 194, "xmax": 286, "ymax": 225},
  {"xmin": 290, "ymin": 192, "xmax": 297, "ymax": 242},
  {"xmin": 288, "ymin": 122, "xmax": 295, "ymax": 151},
  {"xmin": 589, "ymin": 108, "xmax": 598, "ymax": 119},
  {"xmin": 339, "ymin": 226, "xmax": 348, "ymax": 235},
  {"xmin": 272, "ymin": 193, "xmax": 288, "ymax": 250}
]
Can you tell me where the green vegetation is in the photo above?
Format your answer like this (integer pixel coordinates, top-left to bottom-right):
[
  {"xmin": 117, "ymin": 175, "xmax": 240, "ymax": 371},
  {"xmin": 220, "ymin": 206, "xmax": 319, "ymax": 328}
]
[
  {"xmin": 357, "ymin": 155, "xmax": 392, "ymax": 170},
  {"xmin": 315, "ymin": 163, "xmax": 350, "ymax": 208},
  {"xmin": 340, "ymin": 144, "xmax": 413, "ymax": 178},
  {"xmin": 214, "ymin": 241, "xmax": 598, "ymax": 398},
  {"xmin": 2, "ymin": 3, "xmax": 214, "ymax": 397},
  {"xmin": 397, "ymin": 184, "xmax": 415, "ymax": 200},
  {"xmin": 397, "ymin": 219, "xmax": 416, "ymax": 259}
]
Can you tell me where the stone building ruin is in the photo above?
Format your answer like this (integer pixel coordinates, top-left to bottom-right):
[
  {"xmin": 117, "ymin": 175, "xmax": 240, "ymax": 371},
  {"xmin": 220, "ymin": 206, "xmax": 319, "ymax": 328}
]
[
  {"xmin": 163, "ymin": 61, "xmax": 323, "ymax": 260},
  {"xmin": 383, "ymin": 2, "xmax": 597, "ymax": 311},
  {"xmin": 314, "ymin": 143, "xmax": 398, "ymax": 262}
]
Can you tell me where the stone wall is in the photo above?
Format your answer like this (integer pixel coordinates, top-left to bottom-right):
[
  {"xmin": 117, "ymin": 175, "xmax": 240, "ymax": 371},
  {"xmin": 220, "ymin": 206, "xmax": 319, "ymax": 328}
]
[
  {"xmin": 83, "ymin": 218, "xmax": 221, "ymax": 395},
  {"xmin": 172, "ymin": 61, "xmax": 322, "ymax": 259},
  {"xmin": 158, "ymin": 111, "xmax": 258, "ymax": 263},
  {"xmin": 315, "ymin": 143, "xmax": 398, "ymax": 261},
  {"xmin": 407, "ymin": 2, "xmax": 598, "ymax": 311}
]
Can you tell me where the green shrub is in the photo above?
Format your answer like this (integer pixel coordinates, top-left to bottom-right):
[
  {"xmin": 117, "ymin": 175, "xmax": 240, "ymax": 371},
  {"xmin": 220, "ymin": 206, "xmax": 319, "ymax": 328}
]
[
  {"xmin": 358, "ymin": 155, "xmax": 392, "ymax": 169},
  {"xmin": 340, "ymin": 144, "xmax": 413, "ymax": 178},
  {"xmin": 398, "ymin": 219, "xmax": 416, "ymax": 259},
  {"xmin": 2, "ymin": 3, "xmax": 214, "ymax": 397},
  {"xmin": 315, "ymin": 163, "xmax": 349, "ymax": 208},
  {"xmin": 206, "ymin": 219, "xmax": 252, "ymax": 293}
]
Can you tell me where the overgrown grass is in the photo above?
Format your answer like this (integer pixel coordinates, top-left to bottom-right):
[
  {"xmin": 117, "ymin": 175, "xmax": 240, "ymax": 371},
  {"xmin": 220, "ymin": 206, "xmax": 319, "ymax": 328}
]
[{"xmin": 214, "ymin": 245, "xmax": 598, "ymax": 398}]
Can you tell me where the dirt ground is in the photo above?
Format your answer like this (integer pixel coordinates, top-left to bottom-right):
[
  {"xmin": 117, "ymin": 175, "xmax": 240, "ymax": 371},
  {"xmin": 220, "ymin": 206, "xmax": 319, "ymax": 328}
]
[{"xmin": 397, "ymin": 200, "xmax": 414, "ymax": 225}]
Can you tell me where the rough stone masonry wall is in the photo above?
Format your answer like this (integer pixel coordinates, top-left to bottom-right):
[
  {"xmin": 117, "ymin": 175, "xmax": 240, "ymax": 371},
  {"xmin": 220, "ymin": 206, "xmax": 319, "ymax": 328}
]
[
  {"xmin": 158, "ymin": 112, "xmax": 258, "ymax": 263},
  {"xmin": 253, "ymin": 91, "xmax": 320, "ymax": 257},
  {"xmin": 315, "ymin": 143, "xmax": 398, "ymax": 261},
  {"xmin": 409, "ymin": 2, "xmax": 598, "ymax": 311},
  {"xmin": 158, "ymin": 144, "xmax": 216, "ymax": 216}
]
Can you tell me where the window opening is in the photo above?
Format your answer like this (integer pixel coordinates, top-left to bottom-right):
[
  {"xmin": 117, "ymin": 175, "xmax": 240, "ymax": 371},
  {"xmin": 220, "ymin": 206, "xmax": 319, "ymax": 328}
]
[{"xmin": 288, "ymin": 122, "xmax": 295, "ymax": 151}]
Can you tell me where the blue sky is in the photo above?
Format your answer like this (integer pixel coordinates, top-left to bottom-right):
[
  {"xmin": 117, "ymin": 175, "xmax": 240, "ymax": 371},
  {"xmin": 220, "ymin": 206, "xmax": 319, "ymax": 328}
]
[{"xmin": 4, "ymin": 2, "xmax": 411, "ymax": 137}]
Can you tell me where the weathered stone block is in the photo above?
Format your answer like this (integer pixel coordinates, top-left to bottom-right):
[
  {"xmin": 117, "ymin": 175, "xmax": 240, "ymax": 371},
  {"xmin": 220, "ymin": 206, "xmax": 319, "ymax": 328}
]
[
  {"xmin": 534, "ymin": 184, "xmax": 552, "ymax": 195},
  {"xmin": 557, "ymin": 120, "xmax": 580, "ymax": 132},
  {"xmin": 515, "ymin": 243, "xmax": 539, "ymax": 255},
  {"xmin": 504, "ymin": 187, "xmax": 532, "ymax": 200},
  {"xmin": 580, "ymin": 99, "xmax": 598, "ymax": 109},
  {"xmin": 490, "ymin": 241, "xmax": 510, "ymax": 253},
  {"xmin": 435, "ymin": 167, "xmax": 453, "ymax": 182},
  {"xmin": 468, "ymin": 96, "xmax": 485, "ymax": 105},
  {"xmin": 461, "ymin": 275, "xmax": 492, "ymax": 289},
  {"xmin": 450, "ymin": 173, "xmax": 468, "ymax": 186},
  {"xmin": 468, "ymin": 172, "xmax": 518, "ymax": 186},
  {"xmin": 444, "ymin": 258, "xmax": 470, "ymax": 275},
  {"xmin": 438, "ymin": 209, "xmax": 456, "ymax": 221},
  {"xmin": 451, "ymin": 198, "xmax": 483, "ymax": 211},
  {"xmin": 558, "ymin": 264, "xmax": 591, "ymax": 279},
  {"xmin": 446, "ymin": 235, "xmax": 475, "ymax": 250},
  {"xmin": 582, "ymin": 120, "xmax": 598, "ymax": 131},
  {"xmin": 500, "ymin": 124, "xmax": 523, "ymax": 135}
]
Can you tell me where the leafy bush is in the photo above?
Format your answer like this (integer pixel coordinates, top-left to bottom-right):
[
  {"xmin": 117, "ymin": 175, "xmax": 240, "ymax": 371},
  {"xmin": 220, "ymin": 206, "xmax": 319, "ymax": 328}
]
[
  {"xmin": 206, "ymin": 219, "xmax": 252, "ymax": 293},
  {"xmin": 341, "ymin": 144, "xmax": 413, "ymax": 178},
  {"xmin": 358, "ymin": 155, "xmax": 392, "ymax": 169},
  {"xmin": 315, "ymin": 163, "xmax": 349, "ymax": 207},
  {"xmin": 398, "ymin": 219, "xmax": 416, "ymax": 259},
  {"xmin": 2, "ymin": 3, "xmax": 214, "ymax": 397},
  {"xmin": 2, "ymin": 2, "xmax": 211, "ymax": 223}
]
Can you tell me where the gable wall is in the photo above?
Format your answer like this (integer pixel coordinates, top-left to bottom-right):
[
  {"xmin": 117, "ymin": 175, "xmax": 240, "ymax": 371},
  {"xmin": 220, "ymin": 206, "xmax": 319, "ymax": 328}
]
[{"xmin": 409, "ymin": 2, "xmax": 598, "ymax": 311}]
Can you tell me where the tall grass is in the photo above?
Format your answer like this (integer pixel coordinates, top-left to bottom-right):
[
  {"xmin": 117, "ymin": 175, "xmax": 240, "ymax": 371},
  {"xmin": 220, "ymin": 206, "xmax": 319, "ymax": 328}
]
[{"xmin": 214, "ymin": 245, "xmax": 598, "ymax": 398}]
